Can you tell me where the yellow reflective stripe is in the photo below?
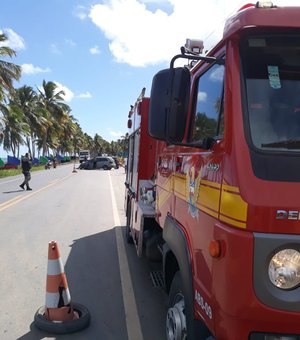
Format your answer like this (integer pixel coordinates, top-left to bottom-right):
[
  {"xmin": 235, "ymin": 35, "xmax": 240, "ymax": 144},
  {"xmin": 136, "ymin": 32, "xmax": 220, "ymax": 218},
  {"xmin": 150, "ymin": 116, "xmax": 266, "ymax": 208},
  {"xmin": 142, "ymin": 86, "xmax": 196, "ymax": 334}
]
[
  {"xmin": 157, "ymin": 177, "xmax": 173, "ymax": 209},
  {"xmin": 222, "ymin": 184, "xmax": 240, "ymax": 193},
  {"xmin": 201, "ymin": 179, "xmax": 221, "ymax": 189},
  {"xmin": 220, "ymin": 190, "xmax": 247, "ymax": 221},
  {"xmin": 198, "ymin": 204, "xmax": 219, "ymax": 219},
  {"xmin": 159, "ymin": 174, "xmax": 248, "ymax": 228},
  {"xmin": 219, "ymin": 215, "xmax": 246, "ymax": 228},
  {"xmin": 220, "ymin": 186, "xmax": 248, "ymax": 229},
  {"xmin": 174, "ymin": 174, "xmax": 186, "ymax": 199},
  {"xmin": 173, "ymin": 174, "xmax": 220, "ymax": 218},
  {"xmin": 197, "ymin": 182, "xmax": 220, "ymax": 213},
  {"xmin": 174, "ymin": 173, "xmax": 185, "ymax": 179}
]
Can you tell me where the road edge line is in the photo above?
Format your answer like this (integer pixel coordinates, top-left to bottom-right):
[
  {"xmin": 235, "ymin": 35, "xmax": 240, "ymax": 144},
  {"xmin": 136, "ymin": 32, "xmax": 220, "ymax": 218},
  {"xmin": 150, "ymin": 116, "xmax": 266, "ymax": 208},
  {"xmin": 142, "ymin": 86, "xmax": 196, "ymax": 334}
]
[{"xmin": 108, "ymin": 172, "xmax": 143, "ymax": 340}]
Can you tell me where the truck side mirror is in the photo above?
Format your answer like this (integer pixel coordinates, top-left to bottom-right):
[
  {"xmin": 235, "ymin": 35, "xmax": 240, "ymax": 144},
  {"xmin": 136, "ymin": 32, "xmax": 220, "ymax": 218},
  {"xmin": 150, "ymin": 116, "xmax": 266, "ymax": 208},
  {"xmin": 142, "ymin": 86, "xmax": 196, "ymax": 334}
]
[
  {"xmin": 149, "ymin": 67, "xmax": 190, "ymax": 143},
  {"xmin": 148, "ymin": 69, "xmax": 170, "ymax": 141},
  {"xmin": 167, "ymin": 67, "xmax": 190, "ymax": 143}
]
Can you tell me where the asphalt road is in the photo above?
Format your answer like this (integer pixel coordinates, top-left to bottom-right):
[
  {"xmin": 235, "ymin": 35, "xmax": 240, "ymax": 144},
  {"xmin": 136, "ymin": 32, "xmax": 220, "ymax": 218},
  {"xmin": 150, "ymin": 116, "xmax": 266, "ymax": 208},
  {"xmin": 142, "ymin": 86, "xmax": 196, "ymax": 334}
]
[{"xmin": 0, "ymin": 163, "xmax": 167, "ymax": 340}]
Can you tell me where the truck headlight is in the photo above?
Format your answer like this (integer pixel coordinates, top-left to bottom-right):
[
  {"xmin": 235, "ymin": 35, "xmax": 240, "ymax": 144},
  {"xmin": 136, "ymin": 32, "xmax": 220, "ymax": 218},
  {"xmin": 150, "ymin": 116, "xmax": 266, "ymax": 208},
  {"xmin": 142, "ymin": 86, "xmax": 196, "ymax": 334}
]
[{"xmin": 268, "ymin": 249, "xmax": 300, "ymax": 289}]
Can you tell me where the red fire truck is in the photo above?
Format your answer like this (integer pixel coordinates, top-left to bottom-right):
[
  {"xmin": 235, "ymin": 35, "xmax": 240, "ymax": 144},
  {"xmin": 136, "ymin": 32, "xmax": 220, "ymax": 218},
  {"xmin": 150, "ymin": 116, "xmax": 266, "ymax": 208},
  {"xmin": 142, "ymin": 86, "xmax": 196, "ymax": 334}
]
[{"xmin": 125, "ymin": 2, "xmax": 300, "ymax": 339}]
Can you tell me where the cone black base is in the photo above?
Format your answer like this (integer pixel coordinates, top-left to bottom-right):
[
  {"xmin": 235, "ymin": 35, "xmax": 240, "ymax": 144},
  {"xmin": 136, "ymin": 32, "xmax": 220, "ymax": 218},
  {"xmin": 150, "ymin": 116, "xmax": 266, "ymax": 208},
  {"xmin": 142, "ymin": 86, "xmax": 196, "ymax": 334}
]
[{"xmin": 34, "ymin": 302, "xmax": 90, "ymax": 334}]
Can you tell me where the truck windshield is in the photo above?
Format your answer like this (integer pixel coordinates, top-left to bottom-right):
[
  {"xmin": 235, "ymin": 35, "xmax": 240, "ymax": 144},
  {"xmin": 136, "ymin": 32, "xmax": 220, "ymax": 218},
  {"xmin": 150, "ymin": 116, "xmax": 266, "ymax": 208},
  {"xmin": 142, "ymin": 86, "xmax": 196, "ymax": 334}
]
[{"xmin": 241, "ymin": 34, "xmax": 300, "ymax": 152}]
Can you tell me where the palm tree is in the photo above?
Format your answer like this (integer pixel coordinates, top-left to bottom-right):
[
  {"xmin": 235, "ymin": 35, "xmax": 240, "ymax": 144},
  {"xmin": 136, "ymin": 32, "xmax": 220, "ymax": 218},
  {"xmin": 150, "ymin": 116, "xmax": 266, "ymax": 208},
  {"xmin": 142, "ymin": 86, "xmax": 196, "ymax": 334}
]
[
  {"xmin": 110, "ymin": 140, "xmax": 122, "ymax": 156},
  {"xmin": 93, "ymin": 133, "xmax": 105, "ymax": 155},
  {"xmin": 1, "ymin": 107, "xmax": 27, "ymax": 157},
  {"xmin": 71, "ymin": 122, "xmax": 85, "ymax": 156},
  {"xmin": 0, "ymin": 33, "xmax": 21, "ymax": 101},
  {"xmin": 9, "ymin": 85, "xmax": 45, "ymax": 158},
  {"xmin": 83, "ymin": 133, "xmax": 94, "ymax": 153},
  {"xmin": 0, "ymin": 33, "xmax": 22, "ymax": 150},
  {"xmin": 57, "ymin": 114, "xmax": 78, "ymax": 155},
  {"xmin": 37, "ymin": 80, "xmax": 71, "ymax": 155},
  {"xmin": 119, "ymin": 133, "xmax": 129, "ymax": 157}
]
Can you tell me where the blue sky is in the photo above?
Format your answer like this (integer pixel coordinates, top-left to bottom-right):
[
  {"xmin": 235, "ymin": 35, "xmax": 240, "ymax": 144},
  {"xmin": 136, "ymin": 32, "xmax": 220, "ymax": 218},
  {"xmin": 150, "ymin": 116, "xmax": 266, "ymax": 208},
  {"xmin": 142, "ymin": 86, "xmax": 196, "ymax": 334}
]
[{"xmin": 0, "ymin": 0, "xmax": 298, "ymax": 157}]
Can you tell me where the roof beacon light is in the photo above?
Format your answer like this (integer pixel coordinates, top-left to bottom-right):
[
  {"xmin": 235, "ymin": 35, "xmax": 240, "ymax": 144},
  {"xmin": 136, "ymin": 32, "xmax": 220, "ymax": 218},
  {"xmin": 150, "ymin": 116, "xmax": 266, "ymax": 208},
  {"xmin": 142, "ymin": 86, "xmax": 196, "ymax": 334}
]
[
  {"xmin": 184, "ymin": 39, "xmax": 204, "ymax": 56},
  {"xmin": 256, "ymin": 1, "xmax": 274, "ymax": 8}
]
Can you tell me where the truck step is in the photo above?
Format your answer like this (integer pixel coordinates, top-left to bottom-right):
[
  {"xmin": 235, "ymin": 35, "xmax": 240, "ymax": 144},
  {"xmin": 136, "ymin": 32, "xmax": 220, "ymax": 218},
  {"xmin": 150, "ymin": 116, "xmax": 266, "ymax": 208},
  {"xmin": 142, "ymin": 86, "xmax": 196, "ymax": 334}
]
[{"xmin": 150, "ymin": 270, "xmax": 164, "ymax": 289}]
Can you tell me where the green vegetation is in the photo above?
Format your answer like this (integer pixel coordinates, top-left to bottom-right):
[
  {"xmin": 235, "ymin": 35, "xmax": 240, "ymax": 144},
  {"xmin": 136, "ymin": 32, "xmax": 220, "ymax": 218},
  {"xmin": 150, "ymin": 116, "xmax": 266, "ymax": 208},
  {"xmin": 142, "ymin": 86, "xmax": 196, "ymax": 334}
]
[
  {"xmin": 0, "ymin": 164, "xmax": 46, "ymax": 178},
  {"xmin": 0, "ymin": 33, "xmax": 128, "ymax": 159}
]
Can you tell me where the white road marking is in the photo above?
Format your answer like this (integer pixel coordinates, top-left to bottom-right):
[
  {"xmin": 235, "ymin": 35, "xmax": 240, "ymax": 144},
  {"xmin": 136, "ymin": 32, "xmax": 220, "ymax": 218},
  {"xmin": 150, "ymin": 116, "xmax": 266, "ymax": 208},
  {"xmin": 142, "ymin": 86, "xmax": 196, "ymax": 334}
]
[
  {"xmin": 0, "ymin": 175, "xmax": 23, "ymax": 184},
  {"xmin": 108, "ymin": 172, "xmax": 143, "ymax": 340},
  {"xmin": 0, "ymin": 170, "xmax": 45, "ymax": 185},
  {"xmin": 0, "ymin": 174, "xmax": 73, "ymax": 212}
]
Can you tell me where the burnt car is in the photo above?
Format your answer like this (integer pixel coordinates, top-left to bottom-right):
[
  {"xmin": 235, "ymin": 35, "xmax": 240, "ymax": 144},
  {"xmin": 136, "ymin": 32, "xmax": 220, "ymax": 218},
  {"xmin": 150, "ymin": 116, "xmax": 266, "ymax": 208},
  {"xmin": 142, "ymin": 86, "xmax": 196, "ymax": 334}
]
[{"xmin": 80, "ymin": 156, "xmax": 116, "ymax": 170}]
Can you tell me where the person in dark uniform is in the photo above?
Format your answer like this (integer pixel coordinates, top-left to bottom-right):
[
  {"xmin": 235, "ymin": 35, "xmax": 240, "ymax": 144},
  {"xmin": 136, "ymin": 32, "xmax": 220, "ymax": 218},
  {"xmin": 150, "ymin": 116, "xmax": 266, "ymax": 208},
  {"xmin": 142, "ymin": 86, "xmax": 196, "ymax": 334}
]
[{"xmin": 20, "ymin": 153, "xmax": 32, "ymax": 190}]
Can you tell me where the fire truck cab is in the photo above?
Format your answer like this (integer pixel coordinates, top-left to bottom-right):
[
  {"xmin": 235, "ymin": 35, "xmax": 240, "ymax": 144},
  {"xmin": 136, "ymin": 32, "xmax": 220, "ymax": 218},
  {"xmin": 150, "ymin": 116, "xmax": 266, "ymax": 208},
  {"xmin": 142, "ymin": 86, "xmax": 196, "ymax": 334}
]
[{"xmin": 126, "ymin": 2, "xmax": 300, "ymax": 339}]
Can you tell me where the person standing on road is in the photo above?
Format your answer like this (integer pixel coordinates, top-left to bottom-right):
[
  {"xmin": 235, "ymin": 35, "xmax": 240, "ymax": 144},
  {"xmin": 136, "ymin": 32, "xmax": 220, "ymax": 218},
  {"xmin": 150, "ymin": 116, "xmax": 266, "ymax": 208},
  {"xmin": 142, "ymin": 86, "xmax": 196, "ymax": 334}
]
[{"xmin": 20, "ymin": 153, "xmax": 32, "ymax": 190}]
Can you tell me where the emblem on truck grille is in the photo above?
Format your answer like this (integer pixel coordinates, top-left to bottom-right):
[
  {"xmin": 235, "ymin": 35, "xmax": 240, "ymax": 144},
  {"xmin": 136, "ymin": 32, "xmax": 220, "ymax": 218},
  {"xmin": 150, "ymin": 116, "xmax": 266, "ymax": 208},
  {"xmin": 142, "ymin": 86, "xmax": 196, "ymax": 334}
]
[{"xmin": 276, "ymin": 210, "xmax": 300, "ymax": 220}]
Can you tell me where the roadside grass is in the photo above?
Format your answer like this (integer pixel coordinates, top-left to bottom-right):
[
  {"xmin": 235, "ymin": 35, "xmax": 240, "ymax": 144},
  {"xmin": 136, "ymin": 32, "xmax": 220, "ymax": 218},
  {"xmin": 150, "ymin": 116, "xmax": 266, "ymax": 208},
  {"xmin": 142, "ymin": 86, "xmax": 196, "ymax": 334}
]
[{"xmin": 0, "ymin": 165, "xmax": 46, "ymax": 178}]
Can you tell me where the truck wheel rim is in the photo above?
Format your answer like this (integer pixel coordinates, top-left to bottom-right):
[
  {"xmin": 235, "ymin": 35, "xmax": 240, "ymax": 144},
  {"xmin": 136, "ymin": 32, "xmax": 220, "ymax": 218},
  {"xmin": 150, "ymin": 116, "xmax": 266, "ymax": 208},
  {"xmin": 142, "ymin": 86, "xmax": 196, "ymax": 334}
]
[{"xmin": 166, "ymin": 296, "xmax": 187, "ymax": 340}]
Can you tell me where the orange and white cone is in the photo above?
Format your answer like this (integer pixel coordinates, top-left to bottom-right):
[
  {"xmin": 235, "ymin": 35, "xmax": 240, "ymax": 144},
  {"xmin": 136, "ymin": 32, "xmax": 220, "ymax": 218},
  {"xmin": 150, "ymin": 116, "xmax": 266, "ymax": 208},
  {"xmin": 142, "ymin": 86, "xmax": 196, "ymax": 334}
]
[{"xmin": 45, "ymin": 241, "xmax": 79, "ymax": 321}]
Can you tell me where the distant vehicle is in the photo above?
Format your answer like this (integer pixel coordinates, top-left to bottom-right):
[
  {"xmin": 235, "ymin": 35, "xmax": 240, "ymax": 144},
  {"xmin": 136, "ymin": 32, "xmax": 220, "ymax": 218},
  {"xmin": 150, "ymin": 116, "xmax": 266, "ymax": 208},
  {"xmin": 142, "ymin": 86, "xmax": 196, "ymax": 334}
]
[
  {"xmin": 80, "ymin": 156, "xmax": 116, "ymax": 170},
  {"xmin": 79, "ymin": 150, "xmax": 90, "ymax": 163}
]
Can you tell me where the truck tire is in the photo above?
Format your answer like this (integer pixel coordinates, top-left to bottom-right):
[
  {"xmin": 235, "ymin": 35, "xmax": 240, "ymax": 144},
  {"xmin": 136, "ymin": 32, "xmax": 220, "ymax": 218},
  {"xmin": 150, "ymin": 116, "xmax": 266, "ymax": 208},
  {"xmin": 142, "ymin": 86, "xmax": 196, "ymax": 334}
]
[
  {"xmin": 166, "ymin": 272, "xmax": 187, "ymax": 340},
  {"xmin": 167, "ymin": 272, "xmax": 213, "ymax": 340},
  {"xmin": 103, "ymin": 165, "xmax": 108, "ymax": 170},
  {"xmin": 126, "ymin": 201, "xmax": 133, "ymax": 244}
]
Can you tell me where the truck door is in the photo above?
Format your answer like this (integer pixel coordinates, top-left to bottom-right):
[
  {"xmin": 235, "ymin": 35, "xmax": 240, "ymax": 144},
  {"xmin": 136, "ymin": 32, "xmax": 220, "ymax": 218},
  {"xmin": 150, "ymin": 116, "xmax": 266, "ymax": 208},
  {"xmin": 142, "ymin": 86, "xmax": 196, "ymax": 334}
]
[{"xmin": 174, "ymin": 60, "xmax": 225, "ymax": 328}]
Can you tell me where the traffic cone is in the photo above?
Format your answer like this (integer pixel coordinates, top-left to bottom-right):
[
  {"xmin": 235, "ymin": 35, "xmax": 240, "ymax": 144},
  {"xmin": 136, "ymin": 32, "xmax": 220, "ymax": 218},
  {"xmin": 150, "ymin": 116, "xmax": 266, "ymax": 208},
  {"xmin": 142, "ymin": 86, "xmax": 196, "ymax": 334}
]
[
  {"xmin": 45, "ymin": 241, "xmax": 79, "ymax": 321},
  {"xmin": 72, "ymin": 164, "xmax": 77, "ymax": 173}
]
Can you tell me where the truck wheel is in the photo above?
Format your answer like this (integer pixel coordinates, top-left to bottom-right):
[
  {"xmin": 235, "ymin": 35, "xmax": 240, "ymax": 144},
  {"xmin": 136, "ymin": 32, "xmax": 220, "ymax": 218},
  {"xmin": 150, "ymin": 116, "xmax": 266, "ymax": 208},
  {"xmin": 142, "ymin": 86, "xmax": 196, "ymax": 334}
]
[
  {"xmin": 167, "ymin": 273, "xmax": 213, "ymax": 340},
  {"xmin": 126, "ymin": 202, "xmax": 133, "ymax": 244},
  {"xmin": 166, "ymin": 272, "xmax": 187, "ymax": 340},
  {"xmin": 103, "ymin": 165, "xmax": 108, "ymax": 170}
]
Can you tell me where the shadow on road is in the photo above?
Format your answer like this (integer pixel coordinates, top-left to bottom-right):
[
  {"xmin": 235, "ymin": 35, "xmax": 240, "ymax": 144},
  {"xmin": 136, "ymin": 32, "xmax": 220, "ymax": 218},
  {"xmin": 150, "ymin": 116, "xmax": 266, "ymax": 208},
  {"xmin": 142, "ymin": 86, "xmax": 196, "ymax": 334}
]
[
  {"xmin": 16, "ymin": 228, "xmax": 125, "ymax": 340},
  {"xmin": 2, "ymin": 189, "xmax": 24, "ymax": 193},
  {"xmin": 16, "ymin": 322, "xmax": 51, "ymax": 340},
  {"xmin": 16, "ymin": 226, "xmax": 166, "ymax": 340}
]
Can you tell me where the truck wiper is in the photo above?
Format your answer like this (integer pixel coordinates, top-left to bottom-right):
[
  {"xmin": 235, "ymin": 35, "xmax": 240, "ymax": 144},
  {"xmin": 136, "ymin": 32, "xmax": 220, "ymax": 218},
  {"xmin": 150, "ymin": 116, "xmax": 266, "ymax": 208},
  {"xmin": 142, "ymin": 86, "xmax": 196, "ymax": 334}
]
[{"xmin": 262, "ymin": 139, "xmax": 300, "ymax": 149}]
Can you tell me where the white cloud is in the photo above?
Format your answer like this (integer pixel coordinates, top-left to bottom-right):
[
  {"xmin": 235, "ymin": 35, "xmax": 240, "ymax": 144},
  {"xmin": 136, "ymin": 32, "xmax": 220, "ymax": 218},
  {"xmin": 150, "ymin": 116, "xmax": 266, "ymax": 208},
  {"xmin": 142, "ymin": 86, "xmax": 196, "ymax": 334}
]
[
  {"xmin": 78, "ymin": 91, "xmax": 92, "ymax": 98},
  {"xmin": 198, "ymin": 92, "xmax": 207, "ymax": 102},
  {"xmin": 73, "ymin": 5, "xmax": 89, "ymax": 20},
  {"xmin": 89, "ymin": 0, "xmax": 300, "ymax": 67},
  {"xmin": 54, "ymin": 82, "xmax": 74, "ymax": 102},
  {"xmin": 0, "ymin": 28, "xmax": 25, "ymax": 50},
  {"xmin": 109, "ymin": 129, "xmax": 123, "ymax": 138},
  {"xmin": 90, "ymin": 46, "xmax": 101, "ymax": 54},
  {"xmin": 139, "ymin": 0, "xmax": 169, "ymax": 3},
  {"xmin": 210, "ymin": 66, "xmax": 224, "ymax": 82},
  {"xmin": 66, "ymin": 39, "xmax": 76, "ymax": 47},
  {"xmin": 21, "ymin": 63, "xmax": 51, "ymax": 75},
  {"xmin": 50, "ymin": 43, "xmax": 61, "ymax": 54}
]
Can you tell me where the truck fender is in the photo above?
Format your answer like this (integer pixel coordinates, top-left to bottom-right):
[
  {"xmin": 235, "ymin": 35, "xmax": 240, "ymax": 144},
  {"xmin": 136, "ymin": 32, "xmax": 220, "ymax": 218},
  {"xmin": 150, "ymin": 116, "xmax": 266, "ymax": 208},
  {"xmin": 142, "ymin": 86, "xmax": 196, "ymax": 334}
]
[
  {"xmin": 163, "ymin": 215, "xmax": 196, "ymax": 339},
  {"xmin": 163, "ymin": 215, "xmax": 212, "ymax": 340}
]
